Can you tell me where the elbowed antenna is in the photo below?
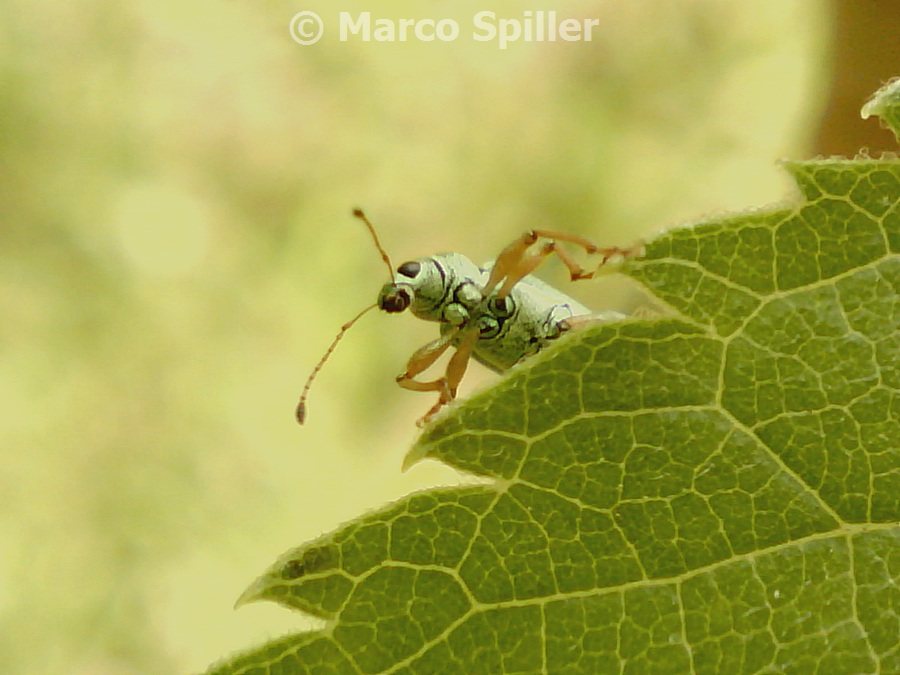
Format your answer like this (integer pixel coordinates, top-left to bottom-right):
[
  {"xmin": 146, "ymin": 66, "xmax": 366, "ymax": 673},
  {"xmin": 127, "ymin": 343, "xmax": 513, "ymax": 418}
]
[
  {"xmin": 296, "ymin": 209, "xmax": 396, "ymax": 425},
  {"xmin": 295, "ymin": 303, "xmax": 378, "ymax": 424}
]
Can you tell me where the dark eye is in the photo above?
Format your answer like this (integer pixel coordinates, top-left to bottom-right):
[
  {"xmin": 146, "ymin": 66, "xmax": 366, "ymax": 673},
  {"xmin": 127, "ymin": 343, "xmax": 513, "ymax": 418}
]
[{"xmin": 397, "ymin": 261, "xmax": 421, "ymax": 278}]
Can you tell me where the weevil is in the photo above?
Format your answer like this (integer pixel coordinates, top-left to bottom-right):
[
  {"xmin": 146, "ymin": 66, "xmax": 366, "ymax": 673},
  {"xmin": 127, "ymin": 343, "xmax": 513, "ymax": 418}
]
[{"xmin": 296, "ymin": 209, "xmax": 639, "ymax": 426}]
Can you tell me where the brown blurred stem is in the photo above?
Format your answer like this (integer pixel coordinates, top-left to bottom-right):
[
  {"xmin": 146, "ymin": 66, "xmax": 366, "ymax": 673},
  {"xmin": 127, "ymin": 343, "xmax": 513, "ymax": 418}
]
[{"xmin": 813, "ymin": 1, "xmax": 900, "ymax": 155}]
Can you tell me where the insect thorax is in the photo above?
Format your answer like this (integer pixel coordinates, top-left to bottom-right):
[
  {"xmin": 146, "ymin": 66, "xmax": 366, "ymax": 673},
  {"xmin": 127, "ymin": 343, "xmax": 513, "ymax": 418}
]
[{"xmin": 381, "ymin": 251, "xmax": 594, "ymax": 372}]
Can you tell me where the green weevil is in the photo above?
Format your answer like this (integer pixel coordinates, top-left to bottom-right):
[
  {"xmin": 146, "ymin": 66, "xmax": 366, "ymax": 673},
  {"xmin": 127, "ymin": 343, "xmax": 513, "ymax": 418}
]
[{"xmin": 297, "ymin": 209, "xmax": 639, "ymax": 426}]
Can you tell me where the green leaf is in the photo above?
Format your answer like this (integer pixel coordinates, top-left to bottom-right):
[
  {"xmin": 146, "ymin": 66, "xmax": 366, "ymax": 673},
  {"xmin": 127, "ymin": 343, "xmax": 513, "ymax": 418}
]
[{"xmin": 206, "ymin": 94, "xmax": 900, "ymax": 674}]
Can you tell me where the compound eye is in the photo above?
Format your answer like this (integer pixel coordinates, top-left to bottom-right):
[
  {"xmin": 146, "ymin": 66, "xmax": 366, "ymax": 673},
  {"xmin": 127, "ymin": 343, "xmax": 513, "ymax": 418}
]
[
  {"xmin": 379, "ymin": 287, "xmax": 411, "ymax": 313},
  {"xmin": 397, "ymin": 261, "xmax": 421, "ymax": 278}
]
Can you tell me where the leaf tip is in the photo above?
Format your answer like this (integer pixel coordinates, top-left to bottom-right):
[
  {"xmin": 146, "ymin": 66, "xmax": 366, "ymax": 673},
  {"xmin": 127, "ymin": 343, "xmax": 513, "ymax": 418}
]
[
  {"xmin": 234, "ymin": 579, "xmax": 265, "ymax": 610},
  {"xmin": 401, "ymin": 445, "xmax": 426, "ymax": 472}
]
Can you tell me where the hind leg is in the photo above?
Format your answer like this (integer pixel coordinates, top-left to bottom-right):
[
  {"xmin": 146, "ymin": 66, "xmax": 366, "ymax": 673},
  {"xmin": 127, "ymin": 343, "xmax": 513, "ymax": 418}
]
[{"xmin": 482, "ymin": 230, "xmax": 643, "ymax": 299}]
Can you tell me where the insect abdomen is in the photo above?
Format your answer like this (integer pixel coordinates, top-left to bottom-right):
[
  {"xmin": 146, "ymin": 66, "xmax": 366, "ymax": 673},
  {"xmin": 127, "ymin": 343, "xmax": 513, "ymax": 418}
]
[{"xmin": 469, "ymin": 272, "xmax": 590, "ymax": 371}]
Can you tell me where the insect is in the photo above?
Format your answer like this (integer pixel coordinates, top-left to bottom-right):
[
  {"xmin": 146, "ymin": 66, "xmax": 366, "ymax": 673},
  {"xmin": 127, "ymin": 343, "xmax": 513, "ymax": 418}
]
[{"xmin": 296, "ymin": 209, "xmax": 639, "ymax": 426}]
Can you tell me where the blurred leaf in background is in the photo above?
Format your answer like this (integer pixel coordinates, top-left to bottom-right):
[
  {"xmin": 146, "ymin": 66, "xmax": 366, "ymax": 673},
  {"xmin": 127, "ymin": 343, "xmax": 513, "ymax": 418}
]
[
  {"xmin": 1, "ymin": 0, "xmax": 890, "ymax": 673},
  {"xmin": 813, "ymin": 0, "xmax": 900, "ymax": 155}
]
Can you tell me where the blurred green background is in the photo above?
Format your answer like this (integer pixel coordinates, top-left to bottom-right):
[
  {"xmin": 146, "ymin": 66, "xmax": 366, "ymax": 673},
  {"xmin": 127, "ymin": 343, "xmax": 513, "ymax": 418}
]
[{"xmin": 2, "ymin": 1, "xmax": 898, "ymax": 673}]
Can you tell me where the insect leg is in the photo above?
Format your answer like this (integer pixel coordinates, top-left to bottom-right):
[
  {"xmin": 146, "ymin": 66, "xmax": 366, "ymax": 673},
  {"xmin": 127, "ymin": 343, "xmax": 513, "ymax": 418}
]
[
  {"xmin": 494, "ymin": 243, "xmax": 557, "ymax": 299},
  {"xmin": 444, "ymin": 328, "xmax": 479, "ymax": 398},
  {"xmin": 543, "ymin": 235, "xmax": 643, "ymax": 281},
  {"xmin": 530, "ymin": 229, "xmax": 642, "ymax": 280},
  {"xmin": 395, "ymin": 329, "xmax": 459, "ymax": 396},
  {"xmin": 412, "ymin": 328, "xmax": 479, "ymax": 426},
  {"xmin": 483, "ymin": 230, "xmax": 565, "ymax": 299},
  {"xmin": 482, "ymin": 229, "xmax": 606, "ymax": 297},
  {"xmin": 481, "ymin": 231, "xmax": 541, "ymax": 297},
  {"xmin": 529, "ymin": 229, "xmax": 599, "ymax": 252},
  {"xmin": 484, "ymin": 229, "xmax": 643, "ymax": 297}
]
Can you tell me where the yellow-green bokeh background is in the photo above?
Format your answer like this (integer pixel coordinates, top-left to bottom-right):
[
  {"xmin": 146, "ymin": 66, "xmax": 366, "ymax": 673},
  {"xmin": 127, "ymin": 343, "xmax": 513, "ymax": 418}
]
[{"xmin": 1, "ymin": 1, "xmax": 835, "ymax": 673}]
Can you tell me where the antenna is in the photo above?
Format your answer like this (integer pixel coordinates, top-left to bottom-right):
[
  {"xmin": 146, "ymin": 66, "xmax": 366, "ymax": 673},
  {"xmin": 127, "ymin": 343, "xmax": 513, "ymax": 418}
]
[
  {"xmin": 295, "ymin": 303, "xmax": 378, "ymax": 424},
  {"xmin": 353, "ymin": 208, "xmax": 394, "ymax": 279},
  {"xmin": 296, "ymin": 208, "xmax": 396, "ymax": 425}
]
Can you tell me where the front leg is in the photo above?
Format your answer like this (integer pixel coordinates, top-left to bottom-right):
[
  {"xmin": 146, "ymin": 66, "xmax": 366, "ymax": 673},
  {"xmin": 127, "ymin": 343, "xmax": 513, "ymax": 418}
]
[
  {"xmin": 396, "ymin": 328, "xmax": 479, "ymax": 426},
  {"xmin": 395, "ymin": 329, "xmax": 458, "ymax": 402}
]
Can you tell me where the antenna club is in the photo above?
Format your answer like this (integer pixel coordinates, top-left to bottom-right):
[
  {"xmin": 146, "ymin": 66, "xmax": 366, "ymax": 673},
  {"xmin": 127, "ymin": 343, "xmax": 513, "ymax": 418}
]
[
  {"xmin": 352, "ymin": 207, "xmax": 365, "ymax": 218},
  {"xmin": 295, "ymin": 402, "xmax": 307, "ymax": 425}
]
